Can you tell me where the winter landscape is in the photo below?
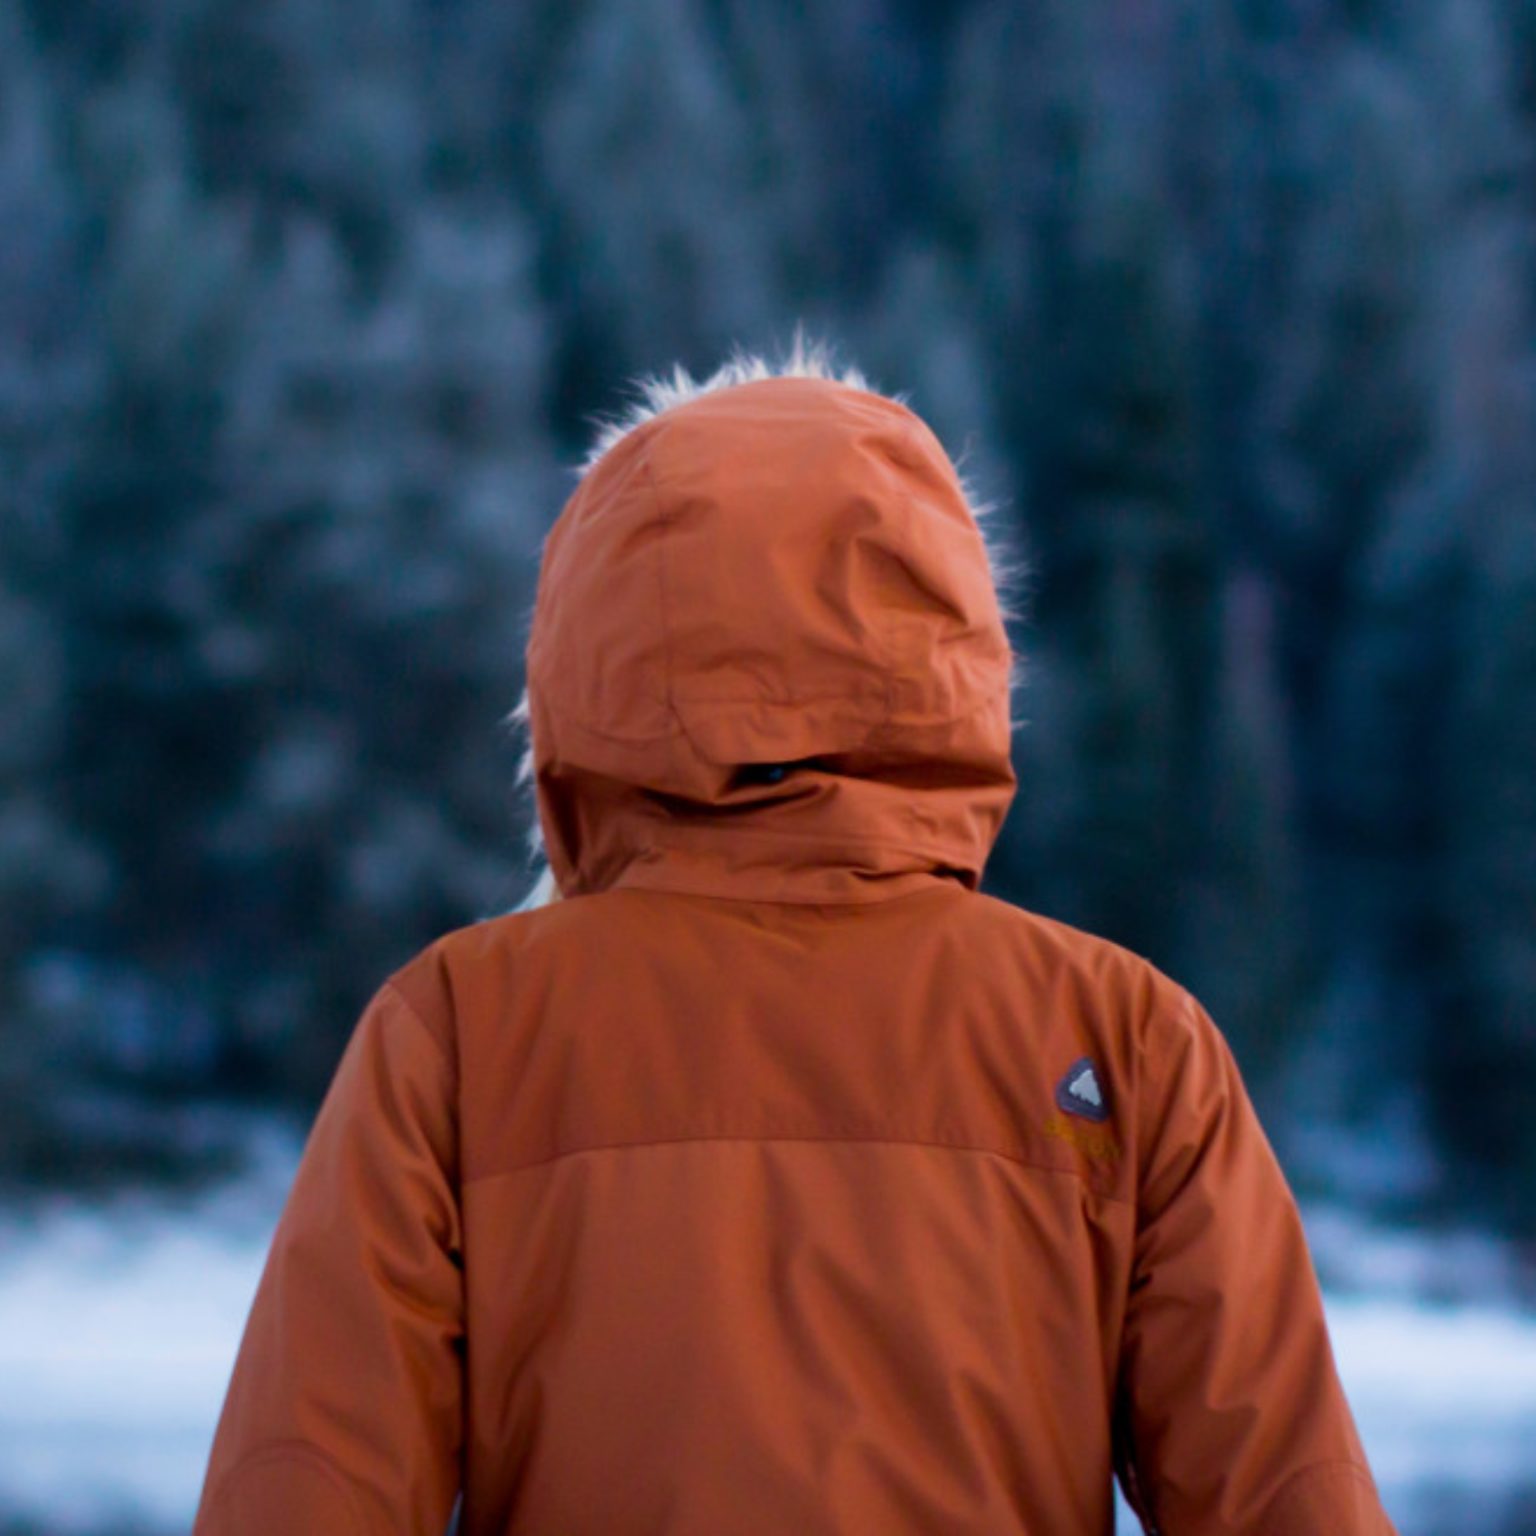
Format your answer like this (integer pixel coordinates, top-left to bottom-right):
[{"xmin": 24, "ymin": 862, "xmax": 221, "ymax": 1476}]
[{"xmin": 6, "ymin": 0, "xmax": 1536, "ymax": 1531}]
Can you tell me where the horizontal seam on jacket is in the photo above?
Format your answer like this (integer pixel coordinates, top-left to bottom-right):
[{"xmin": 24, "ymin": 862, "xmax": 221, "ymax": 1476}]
[
  {"xmin": 200, "ymin": 1440, "xmax": 366, "ymax": 1536},
  {"xmin": 609, "ymin": 877, "xmax": 962, "ymax": 908},
  {"xmin": 533, "ymin": 676, "xmax": 1007, "ymax": 745},
  {"xmin": 462, "ymin": 1131, "xmax": 1131, "ymax": 1203},
  {"xmin": 637, "ymin": 820, "xmax": 977, "ymax": 854}
]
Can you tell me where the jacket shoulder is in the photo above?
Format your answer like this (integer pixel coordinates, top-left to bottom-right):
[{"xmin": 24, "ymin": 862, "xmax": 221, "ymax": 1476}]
[
  {"xmin": 970, "ymin": 890, "xmax": 1190, "ymax": 1004},
  {"xmin": 958, "ymin": 890, "xmax": 1222, "ymax": 1118},
  {"xmin": 378, "ymin": 899, "xmax": 575, "ymax": 1046}
]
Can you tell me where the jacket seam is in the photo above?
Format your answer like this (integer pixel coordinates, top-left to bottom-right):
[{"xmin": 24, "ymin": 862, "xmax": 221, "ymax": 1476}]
[
  {"xmin": 381, "ymin": 979, "xmax": 456, "ymax": 1076},
  {"xmin": 534, "ymin": 679, "xmax": 1007, "ymax": 745},
  {"xmin": 643, "ymin": 447, "xmax": 681, "ymax": 777},
  {"xmin": 1256, "ymin": 1458, "xmax": 1381, "ymax": 1536},
  {"xmin": 638, "ymin": 820, "xmax": 976, "ymax": 855},
  {"xmin": 608, "ymin": 878, "xmax": 962, "ymax": 909},
  {"xmin": 612, "ymin": 881, "xmax": 968, "ymax": 907},
  {"xmin": 461, "ymin": 1130, "xmax": 1132, "ymax": 1203},
  {"xmin": 1134, "ymin": 992, "xmax": 1193, "ymax": 1188},
  {"xmin": 200, "ymin": 1440, "xmax": 366, "ymax": 1535}
]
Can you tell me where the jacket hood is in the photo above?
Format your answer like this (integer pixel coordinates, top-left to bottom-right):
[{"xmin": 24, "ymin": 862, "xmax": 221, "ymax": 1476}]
[{"xmin": 524, "ymin": 373, "xmax": 1017, "ymax": 903}]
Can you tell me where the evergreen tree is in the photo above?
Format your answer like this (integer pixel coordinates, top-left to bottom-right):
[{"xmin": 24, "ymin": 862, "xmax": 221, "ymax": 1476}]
[
  {"xmin": 3, "ymin": 0, "xmax": 1536, "ymax": 1236},
  {"xmin": 944, "ymin": 2, "xmax": 1226, "ymax": 1040},
  {"xmin": 535, "ymin": 0, "xmax": 783, "ymax": 414}
]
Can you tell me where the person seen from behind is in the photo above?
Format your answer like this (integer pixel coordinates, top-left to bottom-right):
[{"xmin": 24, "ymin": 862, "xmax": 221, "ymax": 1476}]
[{"xmin": 194, "ymin": 338, "xmax": 1397, "ymax": 1535}]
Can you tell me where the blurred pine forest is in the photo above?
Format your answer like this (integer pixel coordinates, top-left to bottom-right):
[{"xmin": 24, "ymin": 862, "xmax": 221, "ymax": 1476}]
[{"xmin": 2, "ymin": 0, "xmax": 1534, "ymax": 1241}]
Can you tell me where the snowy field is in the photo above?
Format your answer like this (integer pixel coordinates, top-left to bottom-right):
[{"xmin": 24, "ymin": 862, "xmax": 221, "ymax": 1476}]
[{"xmin": 2, "ymin": 1134, "xmax": 1535, "ymax": 1536}]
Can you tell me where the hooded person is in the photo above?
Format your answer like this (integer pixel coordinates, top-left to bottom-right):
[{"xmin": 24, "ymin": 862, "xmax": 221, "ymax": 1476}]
[{"xmin": 194, "ymin": 344, "xmax": 1396, "ymax": 1536}]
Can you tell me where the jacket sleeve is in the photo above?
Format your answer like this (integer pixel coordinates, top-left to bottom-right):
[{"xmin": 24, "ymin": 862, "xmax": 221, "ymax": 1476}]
[
  {"xmin": 1114, "ymin": 988, "xmax": 1396, "ymax": 1536},
  {"xmin": 194, "ymin": 980, "xmax": 464, "ymax": 1535}
]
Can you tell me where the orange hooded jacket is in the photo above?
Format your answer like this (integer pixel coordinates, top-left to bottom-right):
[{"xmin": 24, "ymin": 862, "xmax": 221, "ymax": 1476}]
[{"xmin": 195, "ymin": 372, "xmax": 1396, "ymax": 1535}]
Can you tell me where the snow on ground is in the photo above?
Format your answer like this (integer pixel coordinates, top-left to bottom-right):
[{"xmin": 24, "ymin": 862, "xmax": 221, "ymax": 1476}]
[
  {"xmin": 1330, "ymin": 1295, "xmax": 1536, "ymax": 1495},
  {"xmin": 1304, "ymin": 1202, "xmax": 1536, "ymax": 1503},
  {"xmin": 0, "ymin": 1124, "xmax": 299, "ymax": 1535},
  {"xmin": 2, "ymin": 1147, "xmax": 1535, "ymax": 1535}
]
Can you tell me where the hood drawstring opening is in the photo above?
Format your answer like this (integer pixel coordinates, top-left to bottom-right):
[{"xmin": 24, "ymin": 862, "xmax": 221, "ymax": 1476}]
[{"xmin": 735, "ymin": 763, "xmax": 790, "ymax": 787}]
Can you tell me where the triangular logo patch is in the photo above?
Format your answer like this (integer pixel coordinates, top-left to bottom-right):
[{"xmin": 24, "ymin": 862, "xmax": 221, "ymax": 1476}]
[{"xmin": 1055, "ymin": 1057, "xmax": 1110, "ymax": 1123}]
